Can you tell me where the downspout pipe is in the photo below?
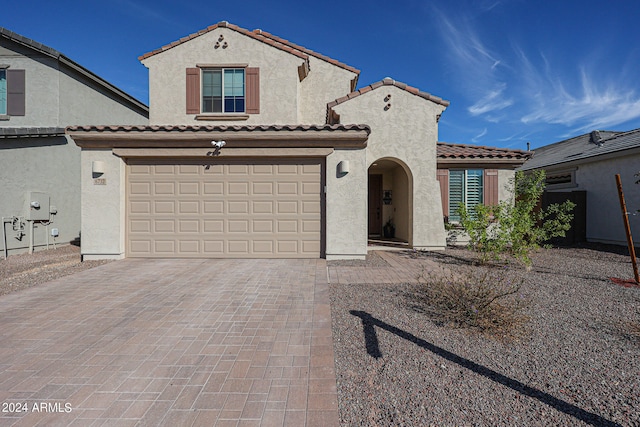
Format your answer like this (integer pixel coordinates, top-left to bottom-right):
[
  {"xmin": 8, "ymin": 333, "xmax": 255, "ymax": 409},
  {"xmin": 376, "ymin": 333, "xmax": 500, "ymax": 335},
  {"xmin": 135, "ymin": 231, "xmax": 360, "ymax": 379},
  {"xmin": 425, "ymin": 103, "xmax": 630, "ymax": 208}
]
[{"xmin": 2, "ymin": 217, "xmax": 11, "ymax": 260}]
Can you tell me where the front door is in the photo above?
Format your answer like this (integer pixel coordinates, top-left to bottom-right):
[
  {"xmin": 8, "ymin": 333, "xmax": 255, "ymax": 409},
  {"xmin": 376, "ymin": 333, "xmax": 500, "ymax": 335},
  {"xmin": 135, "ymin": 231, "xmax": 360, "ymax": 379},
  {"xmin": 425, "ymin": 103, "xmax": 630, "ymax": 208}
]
[{"xmin": 368, "ymin": 174, "xmax": 382, "ymax": 236}]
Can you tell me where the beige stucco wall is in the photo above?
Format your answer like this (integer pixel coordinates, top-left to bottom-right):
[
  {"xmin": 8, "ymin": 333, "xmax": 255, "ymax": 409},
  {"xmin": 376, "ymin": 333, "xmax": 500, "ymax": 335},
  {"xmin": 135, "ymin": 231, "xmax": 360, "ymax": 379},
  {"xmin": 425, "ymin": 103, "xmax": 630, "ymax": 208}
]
[
  {"xmin": 142, "ymin": 28, "xmax": 304, "ymax": 125},
  {"xmin": 498, "ymin": 169, "xmax": 516, "ymax": 203},
  {"xmin": 325, "ymin": 148, "xmax": 368, "ymax": 259},
  {"xmin": 80, "ymin": 149, "xmax": 126, "ymax": 260},
  {"xmin": 298, "ymin": 56, "xmax": 356, "ymax": 124},
  {"xmin": 331, "ymin": 84, "xmax": 447, "ymax": 249}
]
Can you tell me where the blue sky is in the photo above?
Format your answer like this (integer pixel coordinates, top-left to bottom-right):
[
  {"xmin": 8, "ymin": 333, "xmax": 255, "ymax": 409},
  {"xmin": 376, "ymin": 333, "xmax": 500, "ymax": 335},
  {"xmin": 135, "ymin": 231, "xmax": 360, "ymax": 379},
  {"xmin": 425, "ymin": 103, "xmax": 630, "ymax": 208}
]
[{"xmin": 4, "ymin": 0, "xmax": 640, "ymax": 150}]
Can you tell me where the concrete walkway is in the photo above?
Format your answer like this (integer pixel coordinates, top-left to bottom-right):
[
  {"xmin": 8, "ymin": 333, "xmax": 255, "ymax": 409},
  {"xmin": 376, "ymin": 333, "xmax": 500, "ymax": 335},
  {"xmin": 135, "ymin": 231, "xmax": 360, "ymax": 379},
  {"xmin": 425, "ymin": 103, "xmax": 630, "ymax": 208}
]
[{"xmin": 0, "ymin": 258, "xmax": 338, "ymax": 426}]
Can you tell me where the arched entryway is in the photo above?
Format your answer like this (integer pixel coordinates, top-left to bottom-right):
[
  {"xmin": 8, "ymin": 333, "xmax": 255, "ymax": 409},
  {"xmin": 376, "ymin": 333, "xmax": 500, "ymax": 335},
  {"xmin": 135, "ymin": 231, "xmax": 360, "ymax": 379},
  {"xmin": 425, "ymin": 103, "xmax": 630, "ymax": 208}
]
[{"xmin": 368, "ymin": 158, "xmax": 413, "ymax": 246}]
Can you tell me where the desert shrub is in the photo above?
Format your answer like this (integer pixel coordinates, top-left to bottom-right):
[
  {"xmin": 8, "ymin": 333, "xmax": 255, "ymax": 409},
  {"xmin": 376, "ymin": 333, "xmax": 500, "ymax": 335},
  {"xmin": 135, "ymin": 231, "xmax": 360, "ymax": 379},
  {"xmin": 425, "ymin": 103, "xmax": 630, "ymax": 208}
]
[
  {"xmin": 416, "ymin": 267, "xmax": 530, "ymax": 339},
  {"xmin": 456, "ymin": 170, "xmax": 575, "ymax": 268}
]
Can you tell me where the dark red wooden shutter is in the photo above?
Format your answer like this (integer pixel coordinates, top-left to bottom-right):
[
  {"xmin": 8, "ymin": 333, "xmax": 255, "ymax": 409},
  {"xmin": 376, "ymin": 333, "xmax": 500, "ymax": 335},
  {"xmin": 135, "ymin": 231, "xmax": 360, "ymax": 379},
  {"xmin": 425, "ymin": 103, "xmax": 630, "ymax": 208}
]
[
  {"xmin": 245, "ymin": 67, "xmax": 260, "ymax": 114},
  {"xmin": 483, "ymin": 169, "xmax": 499, "ymax": 205},
  {"xmin": 186, "ymin": 68, "xmax": 200, "ymax": 114},
  {"xmin": 7, "ymin": 69, "xmax": 25, "ymax": 116},
  {"xmin": 436, "ymin": 169, "xmax": 449, "ymax": 218}
]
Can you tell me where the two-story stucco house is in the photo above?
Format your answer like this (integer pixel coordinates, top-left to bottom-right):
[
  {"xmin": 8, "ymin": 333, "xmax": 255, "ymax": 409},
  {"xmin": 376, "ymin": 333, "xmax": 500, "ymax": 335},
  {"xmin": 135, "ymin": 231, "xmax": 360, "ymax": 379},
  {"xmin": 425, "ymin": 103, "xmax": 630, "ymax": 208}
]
[
  {"xmin": 68, "ymin": 21, "xmax": 528, "ymax": 260},
  {"xmin": 0, "ymin": 27, "xmax": 149, "ymax": 257}
]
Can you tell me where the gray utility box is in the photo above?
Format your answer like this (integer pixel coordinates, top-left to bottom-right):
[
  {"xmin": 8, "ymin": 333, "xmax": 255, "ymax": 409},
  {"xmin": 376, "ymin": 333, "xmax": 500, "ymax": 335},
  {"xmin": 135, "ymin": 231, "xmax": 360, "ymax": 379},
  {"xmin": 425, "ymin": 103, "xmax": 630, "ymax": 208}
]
[{"xmin": 25, "ymin": 191, "xmax": 50, "ymax": 221}]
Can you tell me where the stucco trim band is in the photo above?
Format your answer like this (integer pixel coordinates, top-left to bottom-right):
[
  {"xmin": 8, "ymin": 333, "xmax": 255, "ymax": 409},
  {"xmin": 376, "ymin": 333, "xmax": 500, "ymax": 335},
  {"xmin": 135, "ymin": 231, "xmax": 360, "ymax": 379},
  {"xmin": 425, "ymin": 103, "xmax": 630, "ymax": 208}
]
[{"xmin": 113, "ymin": 147, "xmax": 334, "ymax": 158}]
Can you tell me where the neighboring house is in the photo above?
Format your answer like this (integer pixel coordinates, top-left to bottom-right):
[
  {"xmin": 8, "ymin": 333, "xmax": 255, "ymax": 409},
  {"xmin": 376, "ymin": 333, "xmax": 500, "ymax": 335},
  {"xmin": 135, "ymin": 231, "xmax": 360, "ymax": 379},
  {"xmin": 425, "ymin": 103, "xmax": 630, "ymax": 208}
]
[
  {"xmin": 68, "ymin": 21, "xmax": 528, "ymax": 260},
  {"xmin": 0, "ymin": 27, "xmax": 149, "ymax": 257},
  {"xmin": 520, "ymin": 128, "xmax": 640, "ymax": 247}
]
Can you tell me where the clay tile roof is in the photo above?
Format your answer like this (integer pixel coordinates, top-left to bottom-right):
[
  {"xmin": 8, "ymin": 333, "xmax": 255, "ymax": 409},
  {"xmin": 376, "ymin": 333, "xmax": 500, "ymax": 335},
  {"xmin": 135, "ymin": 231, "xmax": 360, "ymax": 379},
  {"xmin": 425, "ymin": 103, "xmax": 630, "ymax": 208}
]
[
  {"xmin": 437, "ymin": 142, "xmax": 532, "ymax": 161},
  {"xmin": 138, "ymin": 21, "xmax": 308, "ymax": 62},
  {"xmin": 66, "ymin": 124, "xmax": 371, "ymax": 134},
  {"xmin": 327, "ymin": 77, "xmax": 450, "ymax": 109},
  {"xmin": 252, "ymin": 29, "xmax": 360, "ymax": 75}
]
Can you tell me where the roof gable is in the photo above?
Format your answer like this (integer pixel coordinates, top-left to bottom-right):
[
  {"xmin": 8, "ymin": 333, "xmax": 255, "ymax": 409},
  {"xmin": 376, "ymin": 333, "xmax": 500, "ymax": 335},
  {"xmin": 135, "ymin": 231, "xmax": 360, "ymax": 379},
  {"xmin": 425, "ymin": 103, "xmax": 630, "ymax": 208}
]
[
  {"xmin": 138, "ymin": 21, "xmax": 352, "ymax": 69},
  {"xmin": 0, "ymin": 27, "xmax": 149, "ymax": 116},
  {"xmin": 251, "ymin": 29, "xmax": 360, "ymax": 76},
  {"xmin": 328, "ymin": 77, "xmax": 449, "ymax": 109},
  {"xmin": 326, "ymin": 77, "xmax": 449, "ymax": 124},
  {"xmin": 0, "ymin": 27, "xmax": 148, "ymax": 116}
]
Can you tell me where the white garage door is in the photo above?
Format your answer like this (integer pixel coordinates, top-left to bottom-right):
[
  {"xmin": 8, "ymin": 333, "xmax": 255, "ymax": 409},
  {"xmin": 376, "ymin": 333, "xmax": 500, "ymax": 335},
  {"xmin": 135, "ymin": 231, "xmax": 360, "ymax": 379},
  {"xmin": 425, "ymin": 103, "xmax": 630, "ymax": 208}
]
[{"xmin": 126, "ymin": 158, "xmax": 323, "ymax": 258}]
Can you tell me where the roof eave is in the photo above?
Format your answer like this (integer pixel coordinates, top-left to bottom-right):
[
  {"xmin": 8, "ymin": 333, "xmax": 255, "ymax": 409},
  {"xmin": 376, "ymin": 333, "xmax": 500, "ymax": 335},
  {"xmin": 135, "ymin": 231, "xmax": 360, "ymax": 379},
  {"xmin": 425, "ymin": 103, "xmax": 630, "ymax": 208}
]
[{"xmin": 67, "ymin": 125, "xmax": 370, "ymax": 149}]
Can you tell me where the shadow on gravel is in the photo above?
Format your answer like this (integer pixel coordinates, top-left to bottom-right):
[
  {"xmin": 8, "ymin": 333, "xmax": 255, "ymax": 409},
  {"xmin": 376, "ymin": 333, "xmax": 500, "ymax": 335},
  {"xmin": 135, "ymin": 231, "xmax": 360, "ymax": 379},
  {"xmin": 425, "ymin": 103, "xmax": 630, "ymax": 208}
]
[{"xmin": 350, "ymin": 310, "xmax": 622, "ymax": 427}]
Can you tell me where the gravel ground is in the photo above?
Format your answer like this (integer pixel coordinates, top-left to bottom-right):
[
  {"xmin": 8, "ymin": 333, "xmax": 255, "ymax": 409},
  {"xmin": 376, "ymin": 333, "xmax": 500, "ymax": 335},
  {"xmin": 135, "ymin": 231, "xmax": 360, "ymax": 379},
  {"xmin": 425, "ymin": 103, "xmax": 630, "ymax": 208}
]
[
  {"xmin": 330, "ymin": 246, "xmax": 640, "ymax": 426},
  {"xmin": 0, "ymin": 245, "xmax": 111, "ymax": 296}
]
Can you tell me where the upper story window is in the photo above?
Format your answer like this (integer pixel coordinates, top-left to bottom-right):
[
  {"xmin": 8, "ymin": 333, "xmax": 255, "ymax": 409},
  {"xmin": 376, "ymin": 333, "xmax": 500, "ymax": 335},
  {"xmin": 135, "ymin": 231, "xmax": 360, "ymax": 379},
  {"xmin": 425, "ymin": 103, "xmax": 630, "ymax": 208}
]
[
  {"xmin": 0, "ymin": 68, "xmax": 25, "ymax": 118},
  {"xmin": 0, "ymin": 69, "xmax": 6, "ymax": 115},
  {"xmin": 202, "ymin": 68, "xmax": 245, "ymax": 113},
  {"xmin": 187, "ymin": 66, "xmax": 258, "ymax": 118}
]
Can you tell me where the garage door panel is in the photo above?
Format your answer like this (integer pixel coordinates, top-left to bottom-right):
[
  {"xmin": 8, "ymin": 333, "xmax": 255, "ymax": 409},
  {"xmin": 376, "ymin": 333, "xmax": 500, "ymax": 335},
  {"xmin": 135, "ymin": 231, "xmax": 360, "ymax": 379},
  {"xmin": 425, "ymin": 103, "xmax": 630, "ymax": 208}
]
[
  {"xmin": 179, "ymin": 220, "xmax": 199, "ymax": 233},
  {"xmin": 204, "ymin": 201, "xmax": 224, "ymax": 213},
  {"xmin": 179, "ymin": 182, "xmax": 200, "ymax": 195},
  {"xmin": 204, "ymin": 220, "xmax": 224, "ymax": 232},
  {"xmin": 154, "ymin": 240, "xmax": 175, "ymax": 253},
  {"xmin": 178, "ymin": 200, "xmax": 200, "ymax": 214},
  {"xmin": 204, "ymin": 182, "xmax": 224, "ymax": 195},
  {"xmin": 127, "ymin": 159, "xmax": 322, "ymax": 258},
  {"xmin": 253, "ymin": 182, "xmax": 273, "ymax": 195},
  {"xmin": 154, "ymin": 220, "xmax": 175, "ymax": 233}
]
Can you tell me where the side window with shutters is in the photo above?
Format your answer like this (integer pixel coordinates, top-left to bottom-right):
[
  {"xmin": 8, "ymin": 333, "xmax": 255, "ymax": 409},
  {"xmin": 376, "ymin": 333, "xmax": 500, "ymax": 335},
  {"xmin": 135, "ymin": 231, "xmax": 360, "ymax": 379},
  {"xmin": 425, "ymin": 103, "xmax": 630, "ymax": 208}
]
[
  {"xmin": 448, "ymin": 169, "xmax": 483, "ymax": 222},
  {"xmin": 0, "ymin": 68, "xmax": 26, "ymax": 117},
  {"xmin": 186, "ymin": 67, "xmax": 259, "ymax": 116}
]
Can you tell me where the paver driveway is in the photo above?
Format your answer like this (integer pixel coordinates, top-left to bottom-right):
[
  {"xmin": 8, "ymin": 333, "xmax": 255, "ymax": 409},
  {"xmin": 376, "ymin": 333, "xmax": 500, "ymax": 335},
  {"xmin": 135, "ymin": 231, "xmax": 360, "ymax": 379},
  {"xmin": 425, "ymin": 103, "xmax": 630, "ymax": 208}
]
[{"xmin": 0, "ymin": 258, "xmax": 338, "ymax": 426}]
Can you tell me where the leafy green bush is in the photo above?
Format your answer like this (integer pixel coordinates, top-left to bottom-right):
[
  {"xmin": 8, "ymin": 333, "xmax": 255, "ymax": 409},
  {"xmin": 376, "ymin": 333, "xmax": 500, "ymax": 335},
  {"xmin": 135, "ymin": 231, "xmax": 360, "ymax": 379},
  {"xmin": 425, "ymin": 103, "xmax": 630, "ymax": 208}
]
[{"xmin": 456, "ymin": 170, "xmax": 575, "ymax": 268}]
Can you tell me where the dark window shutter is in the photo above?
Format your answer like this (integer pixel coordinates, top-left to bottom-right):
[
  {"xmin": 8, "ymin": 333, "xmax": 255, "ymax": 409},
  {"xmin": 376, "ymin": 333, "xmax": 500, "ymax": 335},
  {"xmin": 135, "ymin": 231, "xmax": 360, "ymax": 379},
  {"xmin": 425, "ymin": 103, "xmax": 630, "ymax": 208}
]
[
  {"xmin": 7, "ymin": 69, "xmax": 25, "ymax": 116},
  {"xmin": 186, "ymin": 68, "xmax": 200, "ymax": 114},
  {"xmin": 245, "ymin": 67, "xmax": 260, "ymax": 114},
  {"xmin": 483, "ymin": 169, "xmax": 499, "ymax": 206},
  {"xmin": 436, "ymin": 169, "xmax": 449, "ymax": 218}
]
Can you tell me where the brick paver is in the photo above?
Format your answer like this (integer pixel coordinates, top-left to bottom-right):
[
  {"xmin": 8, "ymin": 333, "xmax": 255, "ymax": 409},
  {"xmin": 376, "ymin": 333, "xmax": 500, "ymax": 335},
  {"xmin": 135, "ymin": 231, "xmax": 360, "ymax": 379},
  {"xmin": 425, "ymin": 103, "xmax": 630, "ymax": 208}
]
[
  {"xmin": 327, "ymin": 250, "xmax": 441, "ymax": 284},
  {"xmin": 0, "ymin": 258, "xmax": 338, "ymax": 426}
]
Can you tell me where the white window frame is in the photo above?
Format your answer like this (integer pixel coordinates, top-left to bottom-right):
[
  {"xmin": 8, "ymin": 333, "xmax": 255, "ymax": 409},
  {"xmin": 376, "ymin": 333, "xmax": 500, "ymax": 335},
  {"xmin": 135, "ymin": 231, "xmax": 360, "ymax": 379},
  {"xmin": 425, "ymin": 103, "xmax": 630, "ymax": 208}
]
[
  {"xmin": 448, "ymin": 169, "xmax": 484, "ymax": 222},
  {"xmin": 201, "ymin": 67, "xmax": 245, "ymax": 114}
]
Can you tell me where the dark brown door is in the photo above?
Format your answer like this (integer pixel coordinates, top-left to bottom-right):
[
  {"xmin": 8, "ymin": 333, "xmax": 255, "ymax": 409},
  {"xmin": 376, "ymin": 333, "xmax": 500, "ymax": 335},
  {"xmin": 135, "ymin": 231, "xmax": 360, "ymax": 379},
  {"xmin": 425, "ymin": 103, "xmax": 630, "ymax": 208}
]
[{"xmin": 368, "ymin": 174, "xmax": 382, "ymax": 236}]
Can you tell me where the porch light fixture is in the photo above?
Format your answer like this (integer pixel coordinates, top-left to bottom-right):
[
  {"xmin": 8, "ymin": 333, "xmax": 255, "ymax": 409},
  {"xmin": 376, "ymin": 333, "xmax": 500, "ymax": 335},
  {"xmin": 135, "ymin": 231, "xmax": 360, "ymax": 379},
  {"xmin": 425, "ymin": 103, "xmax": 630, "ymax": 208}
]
[
  {"xmin": 92, "ymin": 161, "xmax": 105, "ymax": 175},
  {"xmin": 338, "ymin": 160, "xmax": 349, "ymax": 175},
  {"xmin": 383, "ymin": 190, "xmax": 392, "ymax": 205}
]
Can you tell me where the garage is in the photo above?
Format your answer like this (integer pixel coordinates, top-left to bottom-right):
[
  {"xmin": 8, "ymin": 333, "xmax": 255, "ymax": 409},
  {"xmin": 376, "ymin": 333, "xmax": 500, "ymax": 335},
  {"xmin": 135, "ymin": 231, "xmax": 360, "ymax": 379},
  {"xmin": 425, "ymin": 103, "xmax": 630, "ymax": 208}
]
[{"xmin": 126, "ymin": 158, "xmax": 324, "ymax": 258}]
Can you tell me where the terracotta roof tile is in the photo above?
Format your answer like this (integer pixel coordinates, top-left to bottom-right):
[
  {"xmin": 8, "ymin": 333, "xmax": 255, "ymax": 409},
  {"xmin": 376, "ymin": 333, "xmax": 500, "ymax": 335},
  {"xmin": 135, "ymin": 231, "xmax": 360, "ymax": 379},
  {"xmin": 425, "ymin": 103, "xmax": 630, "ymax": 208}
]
[
  {"xmin": 252, "ymin": 29, "xmax": 360, "ymax": 75},
  {"xmin": 327, "ymin": 77, "xmax": 450, "ymax": 110},
  {"xmin": 138, "ymin": 21, "xmax": 308, "ymax": 63},
  {"xmin": 66, "ymin": 124, "xmax": 371, "ymax": 134},
  {"xmin": 437, "ymin": 142, "xmax": 532, "ymax": 160}
]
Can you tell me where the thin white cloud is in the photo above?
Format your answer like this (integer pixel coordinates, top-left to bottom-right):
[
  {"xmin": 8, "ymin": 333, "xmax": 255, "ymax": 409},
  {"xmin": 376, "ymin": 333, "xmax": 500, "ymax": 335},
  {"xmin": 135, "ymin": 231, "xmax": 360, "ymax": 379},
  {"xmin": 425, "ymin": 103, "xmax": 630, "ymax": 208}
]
[
  {"xmin": 519, "ymin": 61, "xmax": 640, "ymax": 132},
  {"xmin": 432, "ymin": 5, "xmax": 514, "ymax": 122},
  {"xmin": 472, "ymin": 128, "xmax": 488, "ymax": 142},
  {"xmin": 468, "ymin": 84, "xmax": 513, "ymax": 116}
]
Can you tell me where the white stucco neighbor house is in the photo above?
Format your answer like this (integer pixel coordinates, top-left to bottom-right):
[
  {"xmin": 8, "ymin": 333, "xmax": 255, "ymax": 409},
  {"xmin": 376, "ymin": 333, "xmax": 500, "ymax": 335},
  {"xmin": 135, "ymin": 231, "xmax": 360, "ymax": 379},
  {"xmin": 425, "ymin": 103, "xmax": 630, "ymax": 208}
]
[
  {"xmin": 0, "ymin": 27, "xmax": 149, "ymax": 257},
  {"xmin": 519, "ymin": 128, "xmax": 640, "ymax": 247},
  {"xmin": 68, "ymin": 21, "xmax": 529, "ymax": 261}
]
